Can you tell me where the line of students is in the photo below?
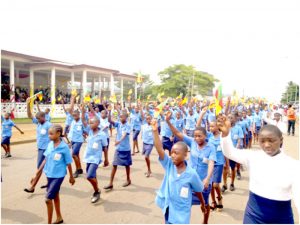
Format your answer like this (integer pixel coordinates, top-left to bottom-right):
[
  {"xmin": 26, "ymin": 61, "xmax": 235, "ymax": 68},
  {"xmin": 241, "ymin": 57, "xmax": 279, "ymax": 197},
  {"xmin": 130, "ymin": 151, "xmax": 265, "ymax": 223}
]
[{"xmin": 3, "ymin": 95, "xmax": 296, "ymax": 224}]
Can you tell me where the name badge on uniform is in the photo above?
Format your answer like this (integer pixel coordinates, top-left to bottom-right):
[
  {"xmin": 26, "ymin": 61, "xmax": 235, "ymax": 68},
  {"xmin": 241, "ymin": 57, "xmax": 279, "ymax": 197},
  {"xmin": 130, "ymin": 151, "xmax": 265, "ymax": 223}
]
[
  {"xmin": 233, "ymin": 134, "xmax": 238, "ymax": 140},
  {"xmin": 217, "ymin": 145, "xmax": 222, "ymax": 152},
  {"xmin": 92, "ymin": 142, "xmax": 99, "ymax": 149},
  {"xmin": 5, "ymin": 126, "xmax": 9, "ymax": 129},
  {"xmin": 122, "ymin": 131, "xmax": 126, "ymax": 136},
  {"xmin": 77, "ymin": 126, "xmax": 82, "ymax": 131},
  {"xmin": 180, "ymin": 187, "xmax": 189, "ymax": 198},
  {"xmin": 54, "ymin": 153, "xmax": 62, "ymax": 161},
  {"xmin": 40, "ymin": 129, "xmax": 46, "ymax": 135},
  {"xmin": 202, "ymin": 157, "xmax": 209, "ymax": 164},
  {"xmin": 148, "ymin": 132, "xmax": 152, "ymax": 137}
]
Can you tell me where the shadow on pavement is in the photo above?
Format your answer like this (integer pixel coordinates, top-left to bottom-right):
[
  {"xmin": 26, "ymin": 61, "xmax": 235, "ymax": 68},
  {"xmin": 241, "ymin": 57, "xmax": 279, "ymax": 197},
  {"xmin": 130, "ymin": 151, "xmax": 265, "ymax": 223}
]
[
  {"xmin": 1, "ymin": 208, "xmax": 44, "ymax": 224},
  {"xmin": 103, "ymin": 200, "xmax": 151, "ymax": 215}
]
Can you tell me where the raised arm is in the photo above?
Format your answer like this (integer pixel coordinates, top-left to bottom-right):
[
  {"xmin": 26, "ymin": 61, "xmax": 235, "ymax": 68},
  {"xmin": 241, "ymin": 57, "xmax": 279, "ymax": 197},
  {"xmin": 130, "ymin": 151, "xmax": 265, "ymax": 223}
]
[
  {"xmin": 26, "ymin": 98, "xmax": 34, "ymax": 119},
  {"xmin": 224, "ymin": 96, "xmax": 231, "ymax": 116},
  {"xmin": 87, "ymin": 102, "xmax": 96, "ymax": 116},
  {"xmin": 14, "ymin": 125, "xmax": 24, "ymax": 134},
  {"xmin": 196, "ymin": 106, "xmax": 208, "ymax": 127},
  {"xmin": 217, "ymin": 115, "xmax": 250, "ymax": 166},
  {"xmin": 151, "ymin": 119, "xmax": 165, "ymax": 160},
  {"xmin": 61, "ymin": 98, "xmax": 67, "ymax": 113},
  {"xmin": 165, "ymin": 111, "xmax": 184, "ymax": 141},
  {"xmin": 36, "ymin": 100, "xmax": 41, "ymax": 112},
  {"xmin": 107, "ymin": 107, "xmax": 115, "ymax": 126},
  {"xmin": 81, "ymin": 102, "xmax": 88, "ymax": 127},
  {"xmin": 69, "ymin": 95, "xmax": 75, "ymax": 114}
]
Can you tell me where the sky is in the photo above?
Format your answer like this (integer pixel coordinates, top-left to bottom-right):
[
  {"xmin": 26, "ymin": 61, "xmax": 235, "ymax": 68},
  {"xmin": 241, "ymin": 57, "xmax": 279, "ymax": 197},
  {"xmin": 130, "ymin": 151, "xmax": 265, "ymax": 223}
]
[{"xmin": 1, "ymin": 0, "xmax": 300, "ymax": 102}]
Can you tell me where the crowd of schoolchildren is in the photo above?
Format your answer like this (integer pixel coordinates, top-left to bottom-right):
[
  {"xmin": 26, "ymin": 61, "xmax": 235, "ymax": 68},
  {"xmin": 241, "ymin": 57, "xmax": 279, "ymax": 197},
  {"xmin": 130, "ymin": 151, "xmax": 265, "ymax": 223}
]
[{"xmin": 1, "ymin": 94, "xmax": 299, "ymax": 224}]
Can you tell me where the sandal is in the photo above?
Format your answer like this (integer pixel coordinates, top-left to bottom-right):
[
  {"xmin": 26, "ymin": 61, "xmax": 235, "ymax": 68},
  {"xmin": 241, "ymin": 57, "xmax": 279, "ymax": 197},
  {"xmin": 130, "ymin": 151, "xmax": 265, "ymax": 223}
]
[
  {"xmin": 216, "ymin": 196, "xmax": 223, "ymax": 210},
  {"xmin": 144, "ymin": 172, "xmax": 151, "ymax": 178},
  {"xmin": 122, "ymin": 180, "xmax": 131, "ymax": 187},
  {"xmin": 210, "ymin": 201, "xmax": 217, "ymax": 211},
  {"xmin": 24, "ymin": 188, "xmax": 35, "ymax": 193},
  {"xmin": 103, "ymin": 185, "xmax": 113, "ymax": 190},
  {"xmin": 52, "ymin": 220, "xmax": 64, "ymax": 224}
]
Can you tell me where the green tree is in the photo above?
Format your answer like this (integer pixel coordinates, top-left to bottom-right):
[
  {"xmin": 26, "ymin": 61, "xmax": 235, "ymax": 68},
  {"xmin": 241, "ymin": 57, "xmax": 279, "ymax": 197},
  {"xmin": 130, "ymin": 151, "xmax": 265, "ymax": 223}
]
[
  {"xmin": 281, "ymin": 81, "xmax": 299, "ymax": 104},
  {"xmin": 158, "ymin": 64, "xmax": 217, "ymax": 98}
]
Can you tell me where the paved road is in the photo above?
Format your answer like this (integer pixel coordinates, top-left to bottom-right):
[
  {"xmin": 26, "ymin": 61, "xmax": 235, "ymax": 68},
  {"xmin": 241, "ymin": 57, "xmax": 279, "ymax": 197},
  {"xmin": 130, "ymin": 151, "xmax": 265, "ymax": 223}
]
[{"xmin": 1, "ymin": 126, "xmax": 299, "ymax": 224}]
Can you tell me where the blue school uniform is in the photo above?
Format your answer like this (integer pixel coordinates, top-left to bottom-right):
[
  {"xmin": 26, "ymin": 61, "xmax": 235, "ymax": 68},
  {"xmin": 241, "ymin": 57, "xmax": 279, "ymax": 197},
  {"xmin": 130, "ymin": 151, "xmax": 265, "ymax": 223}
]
[
  {"xmin": 142, "ymin": 123, "xmax": 154, "ymax": 145},
  {"xmin": 161, "ymin": 117, "xmax": 175, "ymax": 138},
  {"xmin": 238, "ymin": 120, "xmax": 248, "ymax": 136},
  {"xmin": 156, "ymin": 152, "xmax": 204, "ymax": 224},
  {"xmin": 175, "ymin": 118, "xmax": 184, "ymax": 133},
  {"xmin": 65, "ymin": 112, "xmax": 73, "ymax": 126},
  {"xmin": 43, "ymin": 140, "xmax": 72, "ymax": 200},
  {"xmin": 114, "ymin": 121, "xmax": 131, "ymax": 151},
  {"xmin": 130, "ymin": 111, "xmax": 142, "ymax": 131},
  {"xmin": 208, "ymin": 135, "xmax": 225, "ymax": 183},
  {"xmin": 183, "ymin": 135, "xmax": 216, "ymax": 205},
  {"xmin": 253, "ymin": 113, "xmax": 262, "ymax": 128},
  {"xmin": 100, "ymin": 117, "xmax": 110, "ymax": 139},
  {"xmin": 68, "ymin": 119, "xmax": 84, "ymax": 143},
  {"xmin": 43, "ymin": 140, "xmax": 73, "ymax": 178},
  {"xmin": 184, "ymin": 114, "xmax": 197, "ymax": 130},
  {"xmin": 231, "ymin": 124, "xmax": 244, "ymax": 147},
  {"xmin": 83, "ymin": 128, "xmax": 108, "ymax": 165},
  {"xmin": 32, "ymin": 118, "xmax": 52, "ymax": 168},
  {"xmin": 1, "ymin": 117, "xmax": 15, "ymax": 138},
  {"xmin": 45, "ymin": 113, "xmax": 51, "ymax": 122},
  {"xmin": 207, "ymin": 111, "xmax": 216, "ymax": 123}
]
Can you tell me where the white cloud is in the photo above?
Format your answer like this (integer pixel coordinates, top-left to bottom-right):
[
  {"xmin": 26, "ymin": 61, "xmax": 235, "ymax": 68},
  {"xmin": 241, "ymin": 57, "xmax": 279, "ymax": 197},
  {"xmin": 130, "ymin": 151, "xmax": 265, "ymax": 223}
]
[{"xmin": 1, "ymin": 0, "xmax": 299, "ymax": 102}]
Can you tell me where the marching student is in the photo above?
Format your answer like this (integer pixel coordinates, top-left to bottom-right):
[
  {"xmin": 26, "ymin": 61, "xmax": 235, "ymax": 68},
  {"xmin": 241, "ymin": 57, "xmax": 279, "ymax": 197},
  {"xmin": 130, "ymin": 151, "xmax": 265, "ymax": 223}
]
[
  {"xmin": 36, "ymin": 100, "xmax": 51, "ymax": 122},
  {"xmin": 61, "ymin": 96, "xmax": 75, "ymax": 143},
  {"xmin": 184, "ymin": 108, "xmax": 197, "ymax": 137},
  {"xmin": 174, "ymin": 111, "xmax": 184, "ymax": 143},
  {"xmin": 81, "ymin": 103, "xmax": 108, "ymax": 203},
  {"xmin": 246, "ymin": 110, "xmax": 254, "ymax": 149},
  {"xmin": 221, "ymin": 112, "xmax": 244, "ymax": 192},
  {"xmin": 165, "ymin": 111, "xmax": 216, "ymax": 224},
  {"xmin": 161, "ymin": 111, "xmax": 175, "ymax": 156},
  {"xmin": 129, "ymin": 104, "xmax": 143, "ymax": 155},
  {"xmin": 141, "ymin": 114, "xmax": 154, "ymax": 177},
  {"xmin": 67, "ymin": 109, "xmax": 84, "ymax": 178},
  {"xmin": 217, "ymin": 115, "xmax": 299, "ymax": 224},
  {"xmin": 26, "ymin": 124, "xmax": 75, "ymax": 224},
  {"xmin": 208, "ymin": 120, "xmax": 225, "ymax": 212},
  {"xmin": 253, "ymin": 107, "xmax": 263, "ymax": 144},
  {"xmin": 1, "ymin": 113, "xmax": 24, "ymax": 158},
  {"xmin": 104, "ymin": 108, "xmax": 132, "ymax": 190},
  {"xmin": 151, "ymin": 119, "xmax": 207, "ymax": 224}
]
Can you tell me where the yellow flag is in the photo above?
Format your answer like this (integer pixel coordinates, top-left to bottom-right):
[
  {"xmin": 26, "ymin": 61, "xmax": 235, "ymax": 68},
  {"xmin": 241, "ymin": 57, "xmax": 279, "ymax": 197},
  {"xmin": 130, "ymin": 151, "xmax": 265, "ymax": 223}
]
[
  {"xmin": 84, "ymin": 95, "xmax": 91, "ymax": 103},
  {"xmin": 57, "ymin": 95, "xmax": 62, "ymax": 102},
  {"xmin": 95, "ymin": 98, "xmax": 100, "ymax": 104},
  {"xmin": 215, "ymin": 98, "xmax": 222, "ymax": 116},
  {"xmin": 103, "ymin": 96, "xmax": 107, "ymax": 101},
  {"xmin": 71, "ymin": 89, "xmax": 77, "ymax": 96},
  {"xmin": 128, "ymin": 89, "xmax": 133, "ymax": 95},
  {"xmin": 147, "ymin": 94, "xmax": 151, "ymax": 100},
  {"xmin": 36, "ymin": 93, "xmax": 43, "ymax": 101},
  {"xmin": 109, "ymin": 94, "xmax": 117, "ymax": 103},
  {"xmin": 179, "ymin": 97, "xmax": 188, "ymax": 106}
]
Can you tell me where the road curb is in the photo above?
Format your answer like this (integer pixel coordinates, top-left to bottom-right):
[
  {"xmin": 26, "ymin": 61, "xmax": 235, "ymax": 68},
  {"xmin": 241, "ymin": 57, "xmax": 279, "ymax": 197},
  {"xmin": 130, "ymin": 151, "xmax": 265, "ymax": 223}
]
[{"xmin": 11, "ymin": 139, "xmax": 36, "ymax": 146}]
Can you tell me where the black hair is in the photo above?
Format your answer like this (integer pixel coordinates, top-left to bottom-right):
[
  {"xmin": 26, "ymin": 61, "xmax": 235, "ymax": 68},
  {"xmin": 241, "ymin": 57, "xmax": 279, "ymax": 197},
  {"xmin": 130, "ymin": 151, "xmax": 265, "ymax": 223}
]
[
  {"xmin": 51, "ymin": 124, "xmax": 64, "ymax": 137},
  {"xmin": 173, "ymin": 141, "xmax": 188, "ymax": 152},
  {"xmin": 195, "ymin": 126, "xmax": 207, "ymax": 136},
  {"xmin": 73, "ymin": 109, "xmax": 80, "ymax": 115},
  {"xmin": 259, "ymin": 124, "xmax": 282, "ymax": 139},
  {"xmin": 36, "ymin": 111, "xmax": 45, "ymax": 118},
  {"xmin": 288, "ymin": 104, "xmax": 293, "ymax": 108}
]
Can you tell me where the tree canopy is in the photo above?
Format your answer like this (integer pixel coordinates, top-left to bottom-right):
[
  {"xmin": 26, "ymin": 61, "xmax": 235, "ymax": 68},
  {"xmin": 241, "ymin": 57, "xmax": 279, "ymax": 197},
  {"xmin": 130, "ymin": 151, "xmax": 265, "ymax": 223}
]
[{"xmin": 281, "ymin": 81, "xmax": 299, "ymax": 104}]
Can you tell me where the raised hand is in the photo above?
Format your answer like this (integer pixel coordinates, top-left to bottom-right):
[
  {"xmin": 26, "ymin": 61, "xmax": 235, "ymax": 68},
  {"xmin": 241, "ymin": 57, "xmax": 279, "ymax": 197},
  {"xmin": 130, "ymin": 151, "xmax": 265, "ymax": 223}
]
[
  {"xmin": 165, "ymin": 111, "xmax": 172, "ymax": 121},
  {"xmin": 151, "ymin": 119, "xmax": 158, "ymax": 131},
  {"xmin": 216, "ymin": 114, "xmax": 231, "ymax": 137}
]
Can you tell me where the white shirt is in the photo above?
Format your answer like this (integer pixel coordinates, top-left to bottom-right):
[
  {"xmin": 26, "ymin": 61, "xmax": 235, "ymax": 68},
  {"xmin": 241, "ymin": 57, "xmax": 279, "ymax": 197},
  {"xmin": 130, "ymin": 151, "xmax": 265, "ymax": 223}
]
[
  {"xmin": 221, "ymin": 134, "xmax": 300, "ymax": 215},
  {"xmin": 263, "ymin": 117, "xmax": 287, "ymax": 135}
]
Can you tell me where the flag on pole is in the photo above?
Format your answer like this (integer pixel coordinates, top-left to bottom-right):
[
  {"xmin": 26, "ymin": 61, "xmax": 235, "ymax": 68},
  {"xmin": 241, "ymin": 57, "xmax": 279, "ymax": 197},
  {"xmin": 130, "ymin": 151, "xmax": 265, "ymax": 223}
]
[
  {"xmin": 214, "ymin": 83, "xmax": 223, "ymax": 107},
  {"xmin": 84, "ymin": 95, "xmax": 91, "ymax": 103},
  {"xmin": 71, "ymin": 89, "xmax": 77, "ymax": 96},
  {"xmin": 109, "ymin": 94, "xmax": 117, "ymax": 103},
  {"xmin": 154, "ymin": 98, "xmax": 169, "ymax": 118},
  {"xmin": 214, "ymin": 97, "xmax": 222, "ymax": 116},
  {"xmin": 137, "ymin": 71, "xmax": 143, "ymax": 83},
  {"xmin": 36, "ymin": 92, "xmax": 43, "ymax": 101},
  {"xmin": 179, "ymin": 96, "xmax": 188, "ymax": 106},
  {"xmin": 128, "ymin": 89, "xmax": 133, "ymax": 95}
]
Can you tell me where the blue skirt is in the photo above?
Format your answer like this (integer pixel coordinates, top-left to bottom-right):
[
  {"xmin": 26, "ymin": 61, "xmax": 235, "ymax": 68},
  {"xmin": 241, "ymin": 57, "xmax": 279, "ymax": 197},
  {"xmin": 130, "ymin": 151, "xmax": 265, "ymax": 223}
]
[
  {"xmin": 212, "ymin": 165, "xmax": 223, "ymax": 183},
  {"xmin": 162, "ymin": 136, "xmax": 173, "ymax": 151},
  {"xmin": 46, "ymin": 177, "xmax": 65, "ymax": 200},
  {"xmin": 1, "ymin": 136, "xmax": 11, "ymax": 145},
  {"xmin": 142, "ymin": 143, "xmax": 153, "ymax": 157},
  {"xmin": 192, "ymin": 184, "xmax": 211, "ymax": 205},
  {"xmin": 113, "ymin": 151, "xmax": 132, "ymax": 166},
  {"xmin": 243, "ymin": 191, "xmax": 294, "ymax": 224}
]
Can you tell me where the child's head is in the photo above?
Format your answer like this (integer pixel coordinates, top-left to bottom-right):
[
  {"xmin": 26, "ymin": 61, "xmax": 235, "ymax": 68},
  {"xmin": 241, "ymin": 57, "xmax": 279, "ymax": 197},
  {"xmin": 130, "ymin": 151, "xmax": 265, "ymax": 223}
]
[
  {"xmin": 48, "ymin": 124, "xmax": 64, "ymax": 141},
  {"xmin": 45, "ymin": 108, "xmax": 50, "ymax": 114},
  {"xmin": 120, "ymin": 111, "xmax": 128, "ymax": 123},
  {"xmin": 255, "ymin": 107, "xmax": 259, "ymax": 114},
  {"xmin": 146, "ymin": 114, "xmax": 152, "ymax": 124},
  {"xmin": 194, "ymin": 127, "xmax": 207, "ymax": 145},
  {"xmin": 4, "ymin": 113, "xmax": 10, "ymax": 119},
  {"xmin": 273, "ymin": 113, "xmax": 281, "ymax": 122},
  {"xmin": 247, "ymin": 110, "xmax": 252, "ymax": 116},
  {"xmin": 95, "ymin": 107, "xmax": 100, "ymax": 113},
  {"xmin": 134, "ymin": 106, "xmax": 139, "ymax": 113},
  {"xmin": 228, "ymin": 112, "xmax": 238, "ymax": 126},
  {"xmin": 176, "ymin": 111, "xmax": 181, "ymax": 119},
  {"xmin": 242, "ymin": 110, "xmax": 247, "ymax": 118},
  {"xmin": 36, "ymin": 111, "xmax": 46, "ymax": 123},
  {"xmin": 72, "ymin": 110, "xmax": 80, "ymax": 121},
  {"xmin": 101, "ymin": 110, "xmax": 107, "ymax": 119},
  {"xmin": 209, "ymin": 121, "xmax": 218, "ymax": 134},
  {"xmin": 189, "ymin": 109, "xmax": 193, "ymax": 116},
  {"xmin": 258, "ymin": 125, "xmax": 282, "ymax": 156},
  {"xmin": 89, "ymin": 117, "xmax": 100, "ymax": 130},
  {"xmin": 196, "ymin": 106, "xmax": 200, "ymax": 113},
  {"xmin": 170, "ymin": 141, "xmax": 188, "ymax": 166}
]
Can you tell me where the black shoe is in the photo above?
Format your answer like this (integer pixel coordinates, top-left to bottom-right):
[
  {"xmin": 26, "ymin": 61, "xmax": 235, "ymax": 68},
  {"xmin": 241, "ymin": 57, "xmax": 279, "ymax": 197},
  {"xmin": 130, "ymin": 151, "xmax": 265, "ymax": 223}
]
[
  {"xmin": 91, "ymin": 191, "xmax": 101, "ymax": 203},
  {"xmin": 77, "ymin": 169, "xmax": 83, "ymax": 174},
  {"xmin": 40, "ymin": 184, "xmax": 48, "ymax": 189},
  {"xmin": 230, "ymin": 184, "xmax": 235, "ymax": 191},
  {"xmin": 52, "ymin": 220, "xmax": 64, "ymax": 224},
  {"xmin": 103, "ymin": 184, "xmax": 113, "ymax": 190},
  {"xmin": 24, "ymin": 188, "xmax": 35, "ymax": 193},
  {"xmin": 237, "ymin": 171, "xmax": 241, "ymax": 180},
  {"xmin": 73, "ymin": 170, "xmax": 79, "ymax": 178},
  {"xmin": 4, "ymin": 153, "xmax": 12, "ymax": 158},
  {"xmin": 221, "ymin": 185, "xmax": 227, "ymax": 193}
]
